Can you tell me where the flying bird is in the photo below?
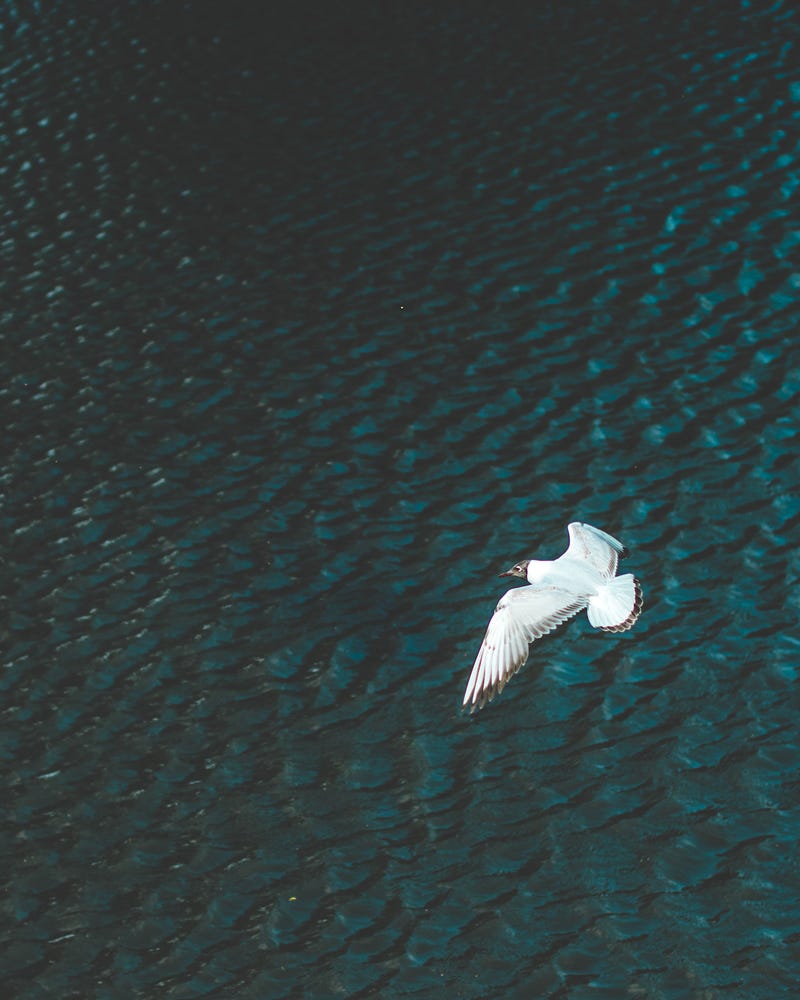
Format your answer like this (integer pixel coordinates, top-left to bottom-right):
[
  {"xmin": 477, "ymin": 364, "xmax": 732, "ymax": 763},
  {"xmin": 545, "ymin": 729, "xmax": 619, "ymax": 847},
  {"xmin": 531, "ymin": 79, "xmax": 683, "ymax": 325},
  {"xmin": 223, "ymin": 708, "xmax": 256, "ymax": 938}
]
[{"xmin": 463, "ymin": 522, "xmax": 642, "ymax": 711}]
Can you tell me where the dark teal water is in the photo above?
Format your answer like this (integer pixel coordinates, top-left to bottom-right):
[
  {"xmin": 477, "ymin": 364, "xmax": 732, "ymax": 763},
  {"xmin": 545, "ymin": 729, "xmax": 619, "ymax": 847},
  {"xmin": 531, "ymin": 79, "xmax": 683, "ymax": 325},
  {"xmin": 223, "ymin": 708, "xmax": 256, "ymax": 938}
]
[{"xmin": 4, "ymin": 4, "xmax": 800, "ymax": 997}]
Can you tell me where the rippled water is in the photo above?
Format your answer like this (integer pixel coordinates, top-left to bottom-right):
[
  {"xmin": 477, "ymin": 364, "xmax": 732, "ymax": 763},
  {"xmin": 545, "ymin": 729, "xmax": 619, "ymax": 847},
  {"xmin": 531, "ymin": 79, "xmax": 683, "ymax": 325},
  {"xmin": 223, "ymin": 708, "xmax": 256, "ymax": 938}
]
[{"xmin": 4, "ymin": 4, "xmax": 800, "ymax": 997}]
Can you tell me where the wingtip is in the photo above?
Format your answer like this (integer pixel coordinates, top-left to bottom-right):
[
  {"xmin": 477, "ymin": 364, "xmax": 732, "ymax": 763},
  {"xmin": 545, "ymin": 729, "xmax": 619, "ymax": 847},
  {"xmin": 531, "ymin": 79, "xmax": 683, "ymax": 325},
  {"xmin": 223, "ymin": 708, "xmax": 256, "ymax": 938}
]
[
  {"xmin": 461, "ymin": 683, "xmax": 491, "ymax": 714},
  {"xmin": 598, "ymin": 576, "xmax": 643, "ymax": 633}
]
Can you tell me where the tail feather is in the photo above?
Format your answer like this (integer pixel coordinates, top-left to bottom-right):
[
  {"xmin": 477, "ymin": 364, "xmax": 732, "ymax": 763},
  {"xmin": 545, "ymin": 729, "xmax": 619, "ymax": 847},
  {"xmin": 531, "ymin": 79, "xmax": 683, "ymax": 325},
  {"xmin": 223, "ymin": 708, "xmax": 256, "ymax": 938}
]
[{"xmin": 587, "ymin": 575, "xmax": 642, "ymax": 632}]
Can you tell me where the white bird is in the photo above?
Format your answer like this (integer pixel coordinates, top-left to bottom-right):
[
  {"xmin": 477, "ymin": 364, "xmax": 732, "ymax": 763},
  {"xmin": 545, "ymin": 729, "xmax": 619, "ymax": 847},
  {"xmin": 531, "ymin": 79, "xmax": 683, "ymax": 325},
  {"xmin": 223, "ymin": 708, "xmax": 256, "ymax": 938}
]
[{"xmin": 463, "ymin": 522, "xmax": 643, "ymax": 711}]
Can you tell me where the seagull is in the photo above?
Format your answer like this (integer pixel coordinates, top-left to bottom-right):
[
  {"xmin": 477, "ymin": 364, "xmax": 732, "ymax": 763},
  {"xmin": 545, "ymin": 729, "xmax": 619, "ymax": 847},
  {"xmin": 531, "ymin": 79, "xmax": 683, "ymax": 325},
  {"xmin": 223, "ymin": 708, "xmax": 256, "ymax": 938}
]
[{"xmin": 463, "ymin": 522, "xmax": 643, "ymax": 711}]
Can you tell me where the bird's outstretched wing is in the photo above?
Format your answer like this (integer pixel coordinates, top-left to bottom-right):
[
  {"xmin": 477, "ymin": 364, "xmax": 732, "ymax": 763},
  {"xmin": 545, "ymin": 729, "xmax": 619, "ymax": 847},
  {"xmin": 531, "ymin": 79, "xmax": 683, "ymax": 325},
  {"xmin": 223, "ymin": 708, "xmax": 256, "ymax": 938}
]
[
  {"xmin": 565, "ymin": 522, "xmax": 626, "ymax": 578},
  {"xmin": 463, "ymin": 586, "xmax": 587, "ymax": 711}
]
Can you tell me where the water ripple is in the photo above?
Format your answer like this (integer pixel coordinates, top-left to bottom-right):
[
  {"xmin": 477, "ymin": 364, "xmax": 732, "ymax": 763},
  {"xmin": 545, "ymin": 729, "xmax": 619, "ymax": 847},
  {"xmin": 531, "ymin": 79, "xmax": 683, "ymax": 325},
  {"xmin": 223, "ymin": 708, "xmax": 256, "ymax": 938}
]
[{"xmin": 5, "ymin": 3, "xmax": 800, "ymax": 997}]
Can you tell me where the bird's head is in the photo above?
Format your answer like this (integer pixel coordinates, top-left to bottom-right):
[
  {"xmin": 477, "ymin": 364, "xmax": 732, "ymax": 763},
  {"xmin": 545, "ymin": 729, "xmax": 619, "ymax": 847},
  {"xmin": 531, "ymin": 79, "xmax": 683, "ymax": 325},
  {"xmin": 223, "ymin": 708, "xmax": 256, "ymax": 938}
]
[{"xmin": 499, "ymin": 560, "xmax": 530, "ymax": 580}]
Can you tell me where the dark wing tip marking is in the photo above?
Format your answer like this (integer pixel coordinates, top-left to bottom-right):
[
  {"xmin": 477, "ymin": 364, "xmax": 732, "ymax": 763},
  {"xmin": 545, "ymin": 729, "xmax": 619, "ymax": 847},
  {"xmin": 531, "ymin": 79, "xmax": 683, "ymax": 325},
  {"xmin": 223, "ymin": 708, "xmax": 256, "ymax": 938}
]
[{"xmin": 599, "ymin": 577, "xmax": 643, "ymax": 633}]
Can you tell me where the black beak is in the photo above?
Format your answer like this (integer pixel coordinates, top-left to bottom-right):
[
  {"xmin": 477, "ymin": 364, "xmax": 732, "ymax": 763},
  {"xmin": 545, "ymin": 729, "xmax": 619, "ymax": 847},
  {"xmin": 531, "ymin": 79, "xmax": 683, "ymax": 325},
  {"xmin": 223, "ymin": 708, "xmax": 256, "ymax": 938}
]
[{"xmin": 498, "ymin": 569, "xmax": 514, "ymax": 578}]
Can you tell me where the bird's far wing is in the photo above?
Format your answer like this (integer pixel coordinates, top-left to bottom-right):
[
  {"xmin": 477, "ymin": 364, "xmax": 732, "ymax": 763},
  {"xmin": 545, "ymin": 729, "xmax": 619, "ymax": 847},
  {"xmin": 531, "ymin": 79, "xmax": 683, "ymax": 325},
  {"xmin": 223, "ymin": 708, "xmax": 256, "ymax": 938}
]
[
  {"xmin": 462, "ymin": 586, "xmax": 587, "ymax": 711},
  {"xmin": 565, "ymin": 522, "xmax": 626, "ymax": 578}
]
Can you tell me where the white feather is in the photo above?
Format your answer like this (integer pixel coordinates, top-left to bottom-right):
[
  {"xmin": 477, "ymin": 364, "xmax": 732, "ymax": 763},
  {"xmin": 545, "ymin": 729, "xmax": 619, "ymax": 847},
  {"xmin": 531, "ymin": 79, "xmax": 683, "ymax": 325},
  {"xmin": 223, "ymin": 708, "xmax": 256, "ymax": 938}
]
[{"xmin": 462, "ymin": 522, "xmax": 642, "ymax": 711}]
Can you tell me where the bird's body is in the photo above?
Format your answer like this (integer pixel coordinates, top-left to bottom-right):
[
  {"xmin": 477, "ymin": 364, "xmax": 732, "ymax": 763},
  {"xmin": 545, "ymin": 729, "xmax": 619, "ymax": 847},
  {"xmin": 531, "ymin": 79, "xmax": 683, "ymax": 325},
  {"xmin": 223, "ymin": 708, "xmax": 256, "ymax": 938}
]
[{"xmin": 463, "ymin": 522, "xmax": 642, "ymax": 711}]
